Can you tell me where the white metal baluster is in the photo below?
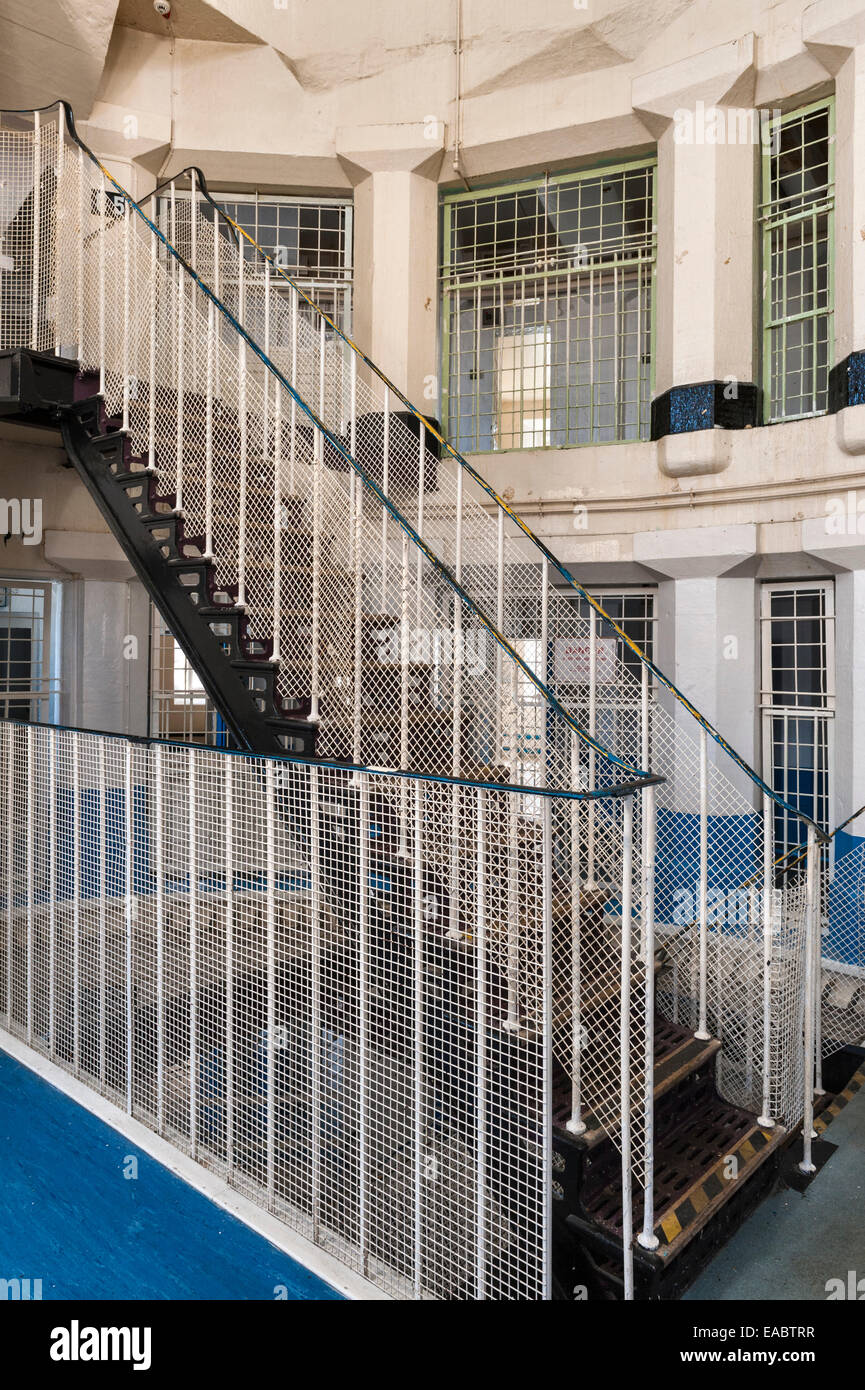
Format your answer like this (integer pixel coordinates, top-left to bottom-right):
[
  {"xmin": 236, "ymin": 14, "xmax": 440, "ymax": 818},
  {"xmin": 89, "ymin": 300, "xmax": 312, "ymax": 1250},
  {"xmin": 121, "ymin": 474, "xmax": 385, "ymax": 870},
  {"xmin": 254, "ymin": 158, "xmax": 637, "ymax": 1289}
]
[
  {"xmin": 496, "ymin": 509, "xmax": 504, "ymax": 760},
  {"xmin": 263, "ymin": 259, "xmax": 271, "ymax": 475},
  {"xmin": 413, "ymin": 778, "xmax": 424, "ymax": 1298},
  {"xmin": 351, "ymin": 353, "xmax": 362, "ymax": 763},
  {"xmin": 30, "ymin": 111, "xmax": 40, "ymax": 351},
  {"xmin": 814, "ymin": 836, "xmax": 824, "ymax": 1096},
  {"xmin": 476, "ymin": 787, "xmax": 488, "ymax": 1299},
  {"xmin": 381, "ymin": 388, "xmax": 390, "ymax": 611},
  {"xmin": 272, "ymin": 277, "xmax": 282, "ymax": 666},
  {"xmin": 188, "ymin": 747, "xmax": 198, "ymax": 1155},
  {"xmin": 289, "ymin": 290, "xmax": 298, "ymax": 495},
  {"xmin": 504, "ymin": 658, "xmax": 520, "ymax": 1033},
  {"xmin": 449, "ymin": 470, "xmax": 464, "ymax": 940},
  {"xmin": 237, "ymin": 251, "xmax": 247, "ymax": 609},
  {"xmin": 416, "ymin": 424, "xmax": 425, "ymax": 626},
  {"xmin": 318, "ymin": 314, "xmax": 326, "ymax": 421},
  {"xmin": 799, "ymin": 823, "xmax": 818, "ymax": 1175},
  {"xmin": 99, "ymin": 172, "xmax": 106, "ymax": 395},
  {"xmin": 204, "ymin": 301, "xmax": 214, "ymax": 558},
  {"xmin": 72, "ymin": 735, "xmax": 80, "ymax": 1075},
  {"xmin": 175, "ymin": 198, "xmax": 185, "ymax": 515},
  {"xmin": 124, "ymin": 740, "xmax": 133, "ymax": 1114},
  {"xmin": 399, "ymin": 522, "xmax": 411, "ymax": 854},
  {"xmin": 586, "ymin": 607, "xmax": 597, "ymax": 889},
  {"xmin": 4, "ymin": 725, "xmax": 12, "ymax": 1028},
  {"xmin": 310, "ymin": 428, "xmax": 322, "ymax": 724},
  {"xmin": 756, "ymin": 800, "xmax": 778, "ymax": 1123},
  {"xmin": 123, "ymin": 197, "xmax": 131, "ymax": 432},
  {"xmin": 696, "ymin": 728, "xmax": 710, "ymax": 1040},
  {"xmin": 620, "ymin": 793, "xmax": 635, "ymax": 1301},
  {"xmin": 155, "ymin": 743, "xmax": 164, "ymax": 1135},
  {"xmin": 567, "ymin": 739, "xmax": 585, "ymax": 1135},
  {"xmin": 310, "ymin": 764, "xmax": 321, "ymax": 1240},
  {"xmin": 358, "ymin": 770, "xmax": 369, "ymax": 1274},
  {"xmin": 76, "ymin": 147, "xmax": 84, "ymax": 358},
  {"xmin": 48, "ymin": 727, "xmax": 56, "ymax": 1058},
  {"xmin": 539, "ymin": 560, "xmax": 549, "ymax": 785},
  {"xmin": 638, "ymin": 783, "xmax": 659, "ymax": 1252},
  {"xmin": 54, "ymin": 106, "xmax": 64, "ymax": 356},
  {"xmin": 25, "ymin": 726, "xmax": 33, "ymax": 1044},
  {"xmin": 148, "ymin": 235, "xmax": 157, "ymax": 470},
  {"xmin": 98, "ymin": 739, "xmax": 106, "ymax": 1087},
  {"xmin": 265, "ymin": 759, "xmax": 275, "ymax": 1204},
  {"xmin": 224, "ymin": 755, "xmax": 234, "ymax": 1173},
  {"xmin": 541, "ymin": 789, "xmax": 554, "ymax": 1302}
]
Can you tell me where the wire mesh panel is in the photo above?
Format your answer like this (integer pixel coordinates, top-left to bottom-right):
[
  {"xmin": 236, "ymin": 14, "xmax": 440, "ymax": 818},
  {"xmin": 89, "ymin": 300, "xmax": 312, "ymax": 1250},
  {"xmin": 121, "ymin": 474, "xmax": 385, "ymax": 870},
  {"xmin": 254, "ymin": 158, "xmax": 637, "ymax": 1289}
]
[
  {"xmin": 822, "ymin": 837, "xmax": 865, "ymax": 1057},
  {"xmin": 0, "ymin": 718, "xmax": 657, "ymax": 1300}
]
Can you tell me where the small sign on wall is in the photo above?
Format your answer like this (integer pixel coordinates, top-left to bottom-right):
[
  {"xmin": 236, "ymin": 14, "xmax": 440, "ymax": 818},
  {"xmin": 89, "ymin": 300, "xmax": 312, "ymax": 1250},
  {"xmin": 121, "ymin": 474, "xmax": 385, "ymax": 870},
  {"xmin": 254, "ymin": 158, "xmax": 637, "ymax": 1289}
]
[{"xmin": 553, "ymin": 635, "xmax": 619, "ymax": 684}]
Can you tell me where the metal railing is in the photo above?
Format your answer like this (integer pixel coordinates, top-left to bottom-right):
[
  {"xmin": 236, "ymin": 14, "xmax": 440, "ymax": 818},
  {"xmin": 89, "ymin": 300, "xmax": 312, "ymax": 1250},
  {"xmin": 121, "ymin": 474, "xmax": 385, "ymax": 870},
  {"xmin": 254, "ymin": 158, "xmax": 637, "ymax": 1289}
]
[
  {"xmin": 145, "ymin": 159, "xmax": 829, "ymax": 1135},
  {"xmin": 0, "ymin": 716, "xmax": 659, "ymax": 1299}
]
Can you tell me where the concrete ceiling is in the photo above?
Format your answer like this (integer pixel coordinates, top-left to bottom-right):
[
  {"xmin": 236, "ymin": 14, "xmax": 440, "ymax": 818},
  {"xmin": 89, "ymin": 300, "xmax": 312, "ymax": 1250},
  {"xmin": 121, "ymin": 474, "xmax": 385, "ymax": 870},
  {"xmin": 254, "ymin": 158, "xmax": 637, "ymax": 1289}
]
[{"xmin": 0, "ymin": 0, "xmax": 120, "ymax": 112}]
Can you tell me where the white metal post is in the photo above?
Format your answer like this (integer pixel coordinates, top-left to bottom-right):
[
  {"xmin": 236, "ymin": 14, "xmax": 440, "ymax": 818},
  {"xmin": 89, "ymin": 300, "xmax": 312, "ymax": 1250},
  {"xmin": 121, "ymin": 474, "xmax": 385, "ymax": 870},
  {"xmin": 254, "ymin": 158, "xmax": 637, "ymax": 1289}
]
[
  {"xmin": 310, "ymin": 764, "xmax": 321, "ymax": 1239},
  {"xmin": 122, "ymin": 198, "xmax": 131, "ymax": 432},
  {"xmin": 475, "ymin": 787, "xmax": 488, "ymax": 1299},
  {"xmin": 25, "ymin": 726, "xmax": 33, "ymax": 1044},
  {"xmin": 148, "ymin": 234, "xmax": 157, "ymax": 469},
  {"xmin": 541, "ymin": 791, "xmax": 554, "ymax": 1302},
  {"xmin": 310, "ymin": 429, "xmax": 322, "ymax": 724},
  {"xmin": 98, "ymin": 739, "xmax": 106, "ymax": 1086},
  {"xmin": 799, "ymin": 823, "xmax": 818, "ymax": 1175},
  {"xmin": 413, "ymin": 779, "xmax": 424, "ymax": 1298},
  {"xmin": 204, "ymin": 300, "xmax": 214, "ymax": 558},
  {"xmin": 4, "ymin": 725, "xmax": 11, "ymax": 1028},
  {"xmin": 567, "ymin": 742, "xmax": 585, "ymax": 1134},
  {"xmin": 72, "ymin": 735, "xmax": 81, "ymax": 1075},
  {"xmin": 188, "ymin": 747, "xmax": 198, "ymax": 1155},
  {"xmin": 99, "ymin": 172, "xmax": 106, "ymax": 394},
  {"xmin": 155, "ymin": 743, "xmax": 164, "ymax": 1135},
  {"xmin": 758, "ymin": 794, "xmax": 775, "ymax": 1128},
  {"xmin": 620, "ymin": 794, "xmax": 635, "ymax": 1300},
  {"xmin": 638, "ymin": 783, "xmax": 659, "ymax": 1251},
  {"xmin": 696, "ymin": 727, "xmax": 710, "ymax": 1041},
  {"xmin": 30, "ymin": 111, "xmax": 41, "ymax": 351},
  {"xmin": 358, "ymin": 770, "xmax": 369, "ymax": 1274},
  {"xmin": 48, "ymin": 727, "xmax": 57, "ymax": 1058},
  {"xmin": 224, "ymin": 754, "xmax": 233, "ymax": 1172},
  {"xmin": 265, "ymin": 759, "xmax": 276, "ymax": 1203},
  {"xmin": 586, "ymin": 607, "xmax": 597, "ymax": 890},
  {"xmin": 124, "ymin": 741, "xmax": 134, "ymax": 1114}
]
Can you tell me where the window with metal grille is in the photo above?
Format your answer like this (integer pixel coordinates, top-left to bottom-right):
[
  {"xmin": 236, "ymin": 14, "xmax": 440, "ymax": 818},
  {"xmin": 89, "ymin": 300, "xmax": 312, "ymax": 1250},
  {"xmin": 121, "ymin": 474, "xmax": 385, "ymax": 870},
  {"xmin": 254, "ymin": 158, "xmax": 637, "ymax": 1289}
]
[
  {"xmin": 198, "ymin": 191, "xmax": 353, "ymax": 334},
  {"xmin": 0, "ymin": 580, "xmax": 60, "ymax": 722},
  {"xmin": 761, "ymin": 581, "xmax": 834, "ymax": 854},
  {"xmin": 761, "ymin": 100, "xmax": 834, "ymax": 422},
  {"xmin": 440, "ymin": 164, "xmax": 656, "ymax": 453}
]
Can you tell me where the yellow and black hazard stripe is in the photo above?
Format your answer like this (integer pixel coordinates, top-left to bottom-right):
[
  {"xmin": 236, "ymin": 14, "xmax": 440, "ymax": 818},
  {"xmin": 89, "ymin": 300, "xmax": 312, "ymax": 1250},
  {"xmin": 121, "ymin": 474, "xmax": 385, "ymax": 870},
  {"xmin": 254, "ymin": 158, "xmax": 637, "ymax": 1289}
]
[
  {"xmin": 814, "ymin": 1067, "xmax": 865, "ymax": 1137},
  {"xmin": 654, "ymin": 1126, "xmax": 777, "ymax": 1251}
]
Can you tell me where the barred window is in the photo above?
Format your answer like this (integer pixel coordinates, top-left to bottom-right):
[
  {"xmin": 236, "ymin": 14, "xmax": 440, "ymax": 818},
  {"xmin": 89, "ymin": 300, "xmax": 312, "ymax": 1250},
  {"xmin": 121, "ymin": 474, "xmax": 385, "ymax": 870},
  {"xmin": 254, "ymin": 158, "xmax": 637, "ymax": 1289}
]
[
  {"xmin": 440, "ymin": 163, "xmax": 656, "ymax": 453},
  {"xmin": 761, "ymin": 101, "xmax": 834, "ymax": 422},
  {"xmin": 162, "ymin": 190, "xmax": 354, "ymax": 335}
]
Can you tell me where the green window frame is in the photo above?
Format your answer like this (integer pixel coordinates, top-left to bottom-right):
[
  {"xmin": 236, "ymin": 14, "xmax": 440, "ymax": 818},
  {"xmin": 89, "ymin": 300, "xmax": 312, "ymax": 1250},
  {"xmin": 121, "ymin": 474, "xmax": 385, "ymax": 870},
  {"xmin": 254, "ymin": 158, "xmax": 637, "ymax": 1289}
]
[
  {"xmin": 440, "ymin": 161, "xmax": 657, "ymax": 454},
  {"xmin": 760, "ymin": 98, "xmax": 835, "ymax": 422}
]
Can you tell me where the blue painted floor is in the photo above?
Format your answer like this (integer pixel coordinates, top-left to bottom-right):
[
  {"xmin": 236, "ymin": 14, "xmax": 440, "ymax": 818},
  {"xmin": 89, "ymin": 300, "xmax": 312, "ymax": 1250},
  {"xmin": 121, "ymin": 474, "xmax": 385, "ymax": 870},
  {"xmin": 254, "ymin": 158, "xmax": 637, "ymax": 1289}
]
[
  {"xmin": 0, "ymin": 1048, "xmax": 344, "ymax": 1300},
  {"xmin": 685, "ymin": 1082, "xmax": 865, "ymax": 1301}
]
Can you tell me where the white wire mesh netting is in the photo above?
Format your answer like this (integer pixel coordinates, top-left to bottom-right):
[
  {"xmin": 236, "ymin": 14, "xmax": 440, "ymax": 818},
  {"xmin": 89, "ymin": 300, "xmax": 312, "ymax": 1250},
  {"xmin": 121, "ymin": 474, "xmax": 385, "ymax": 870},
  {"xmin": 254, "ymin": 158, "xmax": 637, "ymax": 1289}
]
[
  {"xmin": 2, "ymin": 109, "xmax": 661, "ymax": 1163},
  {"xmin": 822, "ymin": 837, "xmax": 865, "ymax": 1058},
  {"xmin": 0, "ymin": 718, "xmax": 647, "ymax": 1299},
  {"xmin": 162, "ymin": 175, "xmax": 818, "ymax": 1129}
]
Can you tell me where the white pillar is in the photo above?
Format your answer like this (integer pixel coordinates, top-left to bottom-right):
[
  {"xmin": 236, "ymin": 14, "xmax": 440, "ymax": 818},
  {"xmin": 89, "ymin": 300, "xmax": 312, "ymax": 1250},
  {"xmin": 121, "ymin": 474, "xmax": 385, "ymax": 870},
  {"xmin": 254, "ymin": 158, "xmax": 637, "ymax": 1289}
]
[{"xmin": 337, "ymin": 123, "xmax": 445, "ymax": 405}]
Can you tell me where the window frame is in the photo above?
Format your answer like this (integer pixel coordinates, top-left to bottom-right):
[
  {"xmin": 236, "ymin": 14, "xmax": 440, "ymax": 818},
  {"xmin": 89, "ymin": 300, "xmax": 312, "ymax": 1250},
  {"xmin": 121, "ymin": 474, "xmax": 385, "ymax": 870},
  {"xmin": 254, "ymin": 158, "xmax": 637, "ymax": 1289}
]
[
  {"xmin": 759, "ymin": 97, "xmax": 835, "ymax": 424},
  {"xmin": 440, "ymin": 160, "xmax": 658, "ymax": 454}
]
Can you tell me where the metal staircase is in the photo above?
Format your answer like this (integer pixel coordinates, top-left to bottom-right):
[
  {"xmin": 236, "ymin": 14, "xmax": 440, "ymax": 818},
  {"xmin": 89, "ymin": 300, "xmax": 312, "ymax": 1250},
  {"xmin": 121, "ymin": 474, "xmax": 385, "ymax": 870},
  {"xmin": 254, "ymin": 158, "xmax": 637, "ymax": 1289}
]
[{"xmin": 0, "ymin": 100, "xmax": 849, "ymax": 1301}]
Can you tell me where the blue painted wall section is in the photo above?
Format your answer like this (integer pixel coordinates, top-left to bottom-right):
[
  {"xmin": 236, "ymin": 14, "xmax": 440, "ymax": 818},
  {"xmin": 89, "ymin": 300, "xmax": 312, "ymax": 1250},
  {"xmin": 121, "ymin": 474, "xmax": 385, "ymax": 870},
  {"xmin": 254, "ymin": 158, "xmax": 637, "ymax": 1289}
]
[{"xmin": 0, "ymin": 1049, "xmax": 344, "ymax": 1301}]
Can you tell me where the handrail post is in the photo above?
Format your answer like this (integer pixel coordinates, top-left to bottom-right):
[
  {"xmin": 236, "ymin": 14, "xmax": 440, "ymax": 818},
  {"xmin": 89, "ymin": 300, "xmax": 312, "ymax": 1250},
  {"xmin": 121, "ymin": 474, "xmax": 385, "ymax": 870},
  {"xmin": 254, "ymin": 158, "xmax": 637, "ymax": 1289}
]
[
  {"xmin": 757, "ymin": 794, "xmax": 776, "ymax": 1128},
  {"xmin": 124, "ymin": 739, "xmax": 134, "ymax": 1114},
  {"xmin": 799, "ymin": 823, "xmax": 818, "ymax": 1175},
  {"xmin": 188, "ymin": 747, "xmax": 198, "ymax": 1156},
  {"xmin": 265, "ymin": 759, "xmax": 276, "ymax": 1204},
  {"xmin": 695, "ymin": 727, "xmax": 710, "ymax": 1041},
  {"xmin": 566, "ymin": 733, "xmax": 585, "ymax": 1135},
  {"xmin": 638, "ymin": 783, "xmax": 659, "ymax": 1251},
  {"xmin": 476, "ymin": 787, "xmax": 488, "ymax": 1299},
  {"xmin": 31, "ymin": 110, "xmax": 41, "ymax": 351},
  {"xmin": 620, "ymin": 793, "xmax": 635, "ymax": 1300},
  {"xmin": 358, "ymin": 770, "xmax": 369, "ymax": 1275}
]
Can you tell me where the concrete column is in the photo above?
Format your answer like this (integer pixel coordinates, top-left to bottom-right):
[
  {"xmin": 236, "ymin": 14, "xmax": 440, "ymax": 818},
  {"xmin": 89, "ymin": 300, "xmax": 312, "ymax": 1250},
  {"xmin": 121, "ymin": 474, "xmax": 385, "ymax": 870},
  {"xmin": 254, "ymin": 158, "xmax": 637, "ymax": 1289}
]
[
  {"xmin": 634, "ymin": 524, "xmax": 759, "ymax": 804},
  {"xmin": 337, "ymin": 123, "xmax": 445, "ymax": 407},
  {"xmin": 632, "ymin": 35, "xmax": 758, "ymax": 476},
  {"xmin": 802, "ymin": 514, "xmax": 865, "ymax": 835}
]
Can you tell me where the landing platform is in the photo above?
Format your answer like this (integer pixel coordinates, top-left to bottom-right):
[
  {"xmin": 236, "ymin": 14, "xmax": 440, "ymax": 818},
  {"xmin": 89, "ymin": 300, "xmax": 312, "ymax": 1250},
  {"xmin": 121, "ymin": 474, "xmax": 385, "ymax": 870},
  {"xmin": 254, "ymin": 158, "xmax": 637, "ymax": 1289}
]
[
  {"xmin": 685, "ymin": 1068, "xmax": 865, "ymax": 1301},
  {"xmin": 0, "ymin": 1043, "xmax": 345, "ymax": 1301}
]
